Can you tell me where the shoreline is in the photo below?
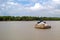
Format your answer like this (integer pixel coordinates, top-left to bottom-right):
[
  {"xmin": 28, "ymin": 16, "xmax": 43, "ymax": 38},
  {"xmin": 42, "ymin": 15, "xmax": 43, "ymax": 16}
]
[{"xmin": 0, "ymin": 16, "xmax": 60, "ymax": 21}]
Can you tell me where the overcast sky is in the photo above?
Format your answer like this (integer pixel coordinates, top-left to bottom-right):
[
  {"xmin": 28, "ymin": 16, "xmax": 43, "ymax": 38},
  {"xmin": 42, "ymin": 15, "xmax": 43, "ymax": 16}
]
[{"xmin": 0, "ymin": 0, "xmax": 60, "ymax": 17}]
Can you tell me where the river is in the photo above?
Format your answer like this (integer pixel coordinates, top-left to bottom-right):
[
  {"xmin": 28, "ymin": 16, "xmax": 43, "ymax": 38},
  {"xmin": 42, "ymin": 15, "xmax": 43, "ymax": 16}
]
[{"xmin": 0, "ymin": 21, "xmax": 60, "ymax": 40}]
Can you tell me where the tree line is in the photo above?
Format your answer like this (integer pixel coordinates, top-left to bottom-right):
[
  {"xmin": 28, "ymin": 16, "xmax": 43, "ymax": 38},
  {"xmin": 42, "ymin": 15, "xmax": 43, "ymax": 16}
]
[{"xmin": 0, "ymin": 16, "xmax": 60, "ymax": 21}]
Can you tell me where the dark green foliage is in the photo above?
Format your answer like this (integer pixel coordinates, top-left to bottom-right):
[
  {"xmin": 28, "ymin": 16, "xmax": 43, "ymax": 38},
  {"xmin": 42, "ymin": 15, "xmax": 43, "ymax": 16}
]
[{"xmin": 0, "ymin": 16, "xmax": 60, "ymax": 21}]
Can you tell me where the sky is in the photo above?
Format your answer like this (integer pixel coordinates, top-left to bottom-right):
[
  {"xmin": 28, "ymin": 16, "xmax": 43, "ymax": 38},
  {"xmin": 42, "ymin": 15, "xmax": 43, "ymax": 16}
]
[{"xmin": 0, "ymin": 0, "xmax": 60, "ymax": 17}]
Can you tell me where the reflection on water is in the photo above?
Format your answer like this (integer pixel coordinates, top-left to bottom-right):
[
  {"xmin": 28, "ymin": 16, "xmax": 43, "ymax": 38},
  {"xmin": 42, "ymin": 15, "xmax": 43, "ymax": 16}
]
[{"xmin": 0, "ymin": 21, "xmax": 60, "ymax": 40}]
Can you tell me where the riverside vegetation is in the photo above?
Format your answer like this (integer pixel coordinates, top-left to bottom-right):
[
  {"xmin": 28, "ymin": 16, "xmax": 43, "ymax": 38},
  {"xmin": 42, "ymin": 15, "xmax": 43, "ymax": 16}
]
[{"xmin": 0, "ymin": 16, "xmax": 60, "ymax": 21}]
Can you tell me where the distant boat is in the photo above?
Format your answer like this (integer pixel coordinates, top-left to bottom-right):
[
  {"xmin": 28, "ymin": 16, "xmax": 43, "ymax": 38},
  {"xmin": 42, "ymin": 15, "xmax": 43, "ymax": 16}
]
[{"xmin": 35, "ymin": 21, "xmax": 51, "ymax": 29}]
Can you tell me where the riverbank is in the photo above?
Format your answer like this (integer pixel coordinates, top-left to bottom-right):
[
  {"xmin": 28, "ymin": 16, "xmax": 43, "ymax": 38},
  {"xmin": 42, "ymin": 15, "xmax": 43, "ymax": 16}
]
[{"xmin": 0, "ymin": 16, "xmax": 60, "ymax": 21}]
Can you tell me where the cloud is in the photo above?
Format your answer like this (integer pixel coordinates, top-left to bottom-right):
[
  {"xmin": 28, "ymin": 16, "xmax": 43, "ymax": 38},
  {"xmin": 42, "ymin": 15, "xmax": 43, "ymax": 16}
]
[
  {"xmin": 52, "ymin": 0, "xmax": 60, "ymax": 4},
  {"xmin": 30, "ymin": 3, "xmax": 44, "ymax": 10},
  {"xmin": 0, "ymin": 0, "xmax": 60, "ymax": 17},
  {"xmin": 52, "ymin": 0, "xmax": 60, "ymax": 2}
]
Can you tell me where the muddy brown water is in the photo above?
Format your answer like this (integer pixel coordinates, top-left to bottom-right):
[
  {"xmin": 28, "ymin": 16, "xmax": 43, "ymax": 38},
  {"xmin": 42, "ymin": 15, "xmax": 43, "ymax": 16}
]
[{"xmin": 0, "ymin": 21, "xmax": 60, "ymax": 40}]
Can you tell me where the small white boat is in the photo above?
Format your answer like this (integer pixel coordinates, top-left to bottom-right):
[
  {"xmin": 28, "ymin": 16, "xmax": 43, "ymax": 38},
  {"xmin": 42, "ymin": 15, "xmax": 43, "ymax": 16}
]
[{"xmin": 35, "ymin": 22, "xmax": 51, "ymax": 29}]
